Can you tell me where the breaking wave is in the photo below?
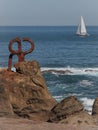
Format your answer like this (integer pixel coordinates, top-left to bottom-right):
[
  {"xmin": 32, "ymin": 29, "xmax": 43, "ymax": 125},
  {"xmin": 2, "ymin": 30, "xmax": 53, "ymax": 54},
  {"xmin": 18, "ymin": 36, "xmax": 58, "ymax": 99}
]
[
  {"xmin": 80, "ymin": 97, "xmax": 95, "ymax": 114},
  {"xmin": 41, "ymin": 66, "xmax": 98, "ymax": 76}
]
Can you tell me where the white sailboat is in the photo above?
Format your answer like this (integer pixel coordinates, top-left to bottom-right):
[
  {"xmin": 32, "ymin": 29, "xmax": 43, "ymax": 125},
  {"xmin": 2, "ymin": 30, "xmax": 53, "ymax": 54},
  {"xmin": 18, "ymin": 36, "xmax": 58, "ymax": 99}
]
[{"xmin": 76, "ymin": 16, "xmax": 89, "ymax": 36}]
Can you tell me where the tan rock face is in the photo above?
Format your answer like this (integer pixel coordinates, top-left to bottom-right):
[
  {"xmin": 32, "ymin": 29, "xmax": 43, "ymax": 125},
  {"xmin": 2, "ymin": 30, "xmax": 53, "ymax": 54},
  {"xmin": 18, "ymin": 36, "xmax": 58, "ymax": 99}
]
[
  {"xmin": 0, "ymin": 60, "xmax": 97, "ymax": 126},
  {"xmin": 48, "ymin": 96, "xmax": 84, "ymax": 122},
  {"xmin": 0, "ymin": 61, "xmax": 57, "ymax": 121},
  {"xmin": 60, "ymin": 111, "xmax": 95, "ymax": 126},
  {"xmin": 0, "ymin": 78, "xmax": 14, "ymax": 117},
  {"xmin": 92, "ymin": 98, "xmax": 98, "ymax": 115}
]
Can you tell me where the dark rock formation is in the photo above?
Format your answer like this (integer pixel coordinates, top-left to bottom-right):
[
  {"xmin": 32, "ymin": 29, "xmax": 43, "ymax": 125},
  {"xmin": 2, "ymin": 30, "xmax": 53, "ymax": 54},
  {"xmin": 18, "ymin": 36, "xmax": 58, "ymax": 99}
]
[
  {"xmin": 48, "ymin": 96, "xmax": 85, "ymax": 122},
  {"xmin": 42, "ymin": 69, "xmax": 73, "ymax": 75}
]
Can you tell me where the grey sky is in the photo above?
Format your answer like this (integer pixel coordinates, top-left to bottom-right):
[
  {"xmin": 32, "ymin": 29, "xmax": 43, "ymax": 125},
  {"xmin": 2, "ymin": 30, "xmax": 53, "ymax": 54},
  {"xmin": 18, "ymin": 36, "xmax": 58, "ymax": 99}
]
[{"xmin": 0, "ymin": 0, "xmax": 98, "ymax": 26}]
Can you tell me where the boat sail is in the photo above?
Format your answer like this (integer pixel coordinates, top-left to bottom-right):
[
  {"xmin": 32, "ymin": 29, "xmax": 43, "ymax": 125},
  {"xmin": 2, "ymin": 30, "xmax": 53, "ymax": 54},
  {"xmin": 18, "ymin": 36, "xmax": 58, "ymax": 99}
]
[{"xmin": 76, "ymin": 16, "xmax": 89, "ymax": 36}]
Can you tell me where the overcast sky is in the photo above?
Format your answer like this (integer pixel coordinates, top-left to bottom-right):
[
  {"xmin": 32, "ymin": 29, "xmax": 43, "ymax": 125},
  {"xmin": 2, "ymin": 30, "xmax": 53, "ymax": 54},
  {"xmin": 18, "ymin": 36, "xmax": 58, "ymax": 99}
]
[{"xmin": 0, "ymin": 0, "xmax": 98, "ymax": 26}]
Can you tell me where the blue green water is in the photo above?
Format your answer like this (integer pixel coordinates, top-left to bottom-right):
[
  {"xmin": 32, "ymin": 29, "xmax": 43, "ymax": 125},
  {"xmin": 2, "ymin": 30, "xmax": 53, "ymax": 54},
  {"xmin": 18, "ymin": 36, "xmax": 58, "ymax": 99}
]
[{"xmin": 0, "ymin": 26, "xmax": 98, "ymax": 113}]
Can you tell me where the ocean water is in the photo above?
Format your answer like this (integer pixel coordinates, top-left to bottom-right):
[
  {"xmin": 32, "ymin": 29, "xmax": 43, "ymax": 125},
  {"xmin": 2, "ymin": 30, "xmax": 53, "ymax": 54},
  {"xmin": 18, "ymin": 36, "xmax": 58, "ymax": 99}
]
[{"xmin": 0, "ymin": 26, "xmax": 98, "ymax": 113}]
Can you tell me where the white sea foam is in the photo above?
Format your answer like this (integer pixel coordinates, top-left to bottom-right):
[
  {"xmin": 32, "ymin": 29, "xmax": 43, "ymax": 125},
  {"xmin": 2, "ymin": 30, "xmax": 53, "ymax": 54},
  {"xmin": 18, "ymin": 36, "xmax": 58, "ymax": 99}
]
[
  {"xmin": 79, "ymin": 80, "xmax": 94, "ymax": 86},
  {"xmin": 41, "ymin": 66, "xmax": 98, "ymax": 76},
  {"xmin": 80, "ymin": 97, "xmax": 95, "ymax": 114},
  {"xmin": 11, "ymin": 67, "xmax": 16, "ymax": 72},
  {"xmin": 53, "ymin": 95, "xmax": 63, "ymax": 102},
  {"xmin": 6, "ymin": 66, "xmax": 98, "ymax": 76}
]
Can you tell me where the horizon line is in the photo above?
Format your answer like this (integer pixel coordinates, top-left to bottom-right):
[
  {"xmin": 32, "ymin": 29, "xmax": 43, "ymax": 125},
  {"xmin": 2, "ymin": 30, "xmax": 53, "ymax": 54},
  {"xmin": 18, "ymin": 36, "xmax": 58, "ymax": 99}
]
[{"xmin": 0, "ymin": 25, "xmax": 97, "ymax": 27}]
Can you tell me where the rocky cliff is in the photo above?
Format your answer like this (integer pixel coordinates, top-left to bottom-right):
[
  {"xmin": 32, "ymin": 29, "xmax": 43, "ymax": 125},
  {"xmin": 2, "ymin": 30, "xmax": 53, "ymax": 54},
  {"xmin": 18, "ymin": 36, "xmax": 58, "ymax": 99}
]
[
  {"xmin": 0, "ymin": 60, "xmax": 57, "ymax": 121},
  {"xmin": 0, "ymin": 60, "xmax": 97, "ymax": 126}
]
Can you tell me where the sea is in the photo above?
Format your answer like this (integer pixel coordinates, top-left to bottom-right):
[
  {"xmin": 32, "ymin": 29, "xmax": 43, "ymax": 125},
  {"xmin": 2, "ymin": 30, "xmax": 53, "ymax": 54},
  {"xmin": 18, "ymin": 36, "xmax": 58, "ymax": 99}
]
[{"xmin": 0, "ymin": 26, "xmax": 98, "ymax": 114}]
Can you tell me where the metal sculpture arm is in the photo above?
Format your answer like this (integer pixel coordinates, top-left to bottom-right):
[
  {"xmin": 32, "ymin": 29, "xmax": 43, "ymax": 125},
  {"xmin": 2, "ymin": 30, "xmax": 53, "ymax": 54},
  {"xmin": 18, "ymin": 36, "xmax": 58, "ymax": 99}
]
[{"xmin": 7, "ymin": 37, "xmax": 34, "ymax": 71}]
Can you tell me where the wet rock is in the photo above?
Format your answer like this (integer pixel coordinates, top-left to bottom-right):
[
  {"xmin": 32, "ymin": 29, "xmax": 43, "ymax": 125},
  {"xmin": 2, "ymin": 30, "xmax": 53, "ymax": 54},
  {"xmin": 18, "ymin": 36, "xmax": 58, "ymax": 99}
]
[{"xmin": 42, "ymin": 69, "xmax": 72, "ymax": 75}]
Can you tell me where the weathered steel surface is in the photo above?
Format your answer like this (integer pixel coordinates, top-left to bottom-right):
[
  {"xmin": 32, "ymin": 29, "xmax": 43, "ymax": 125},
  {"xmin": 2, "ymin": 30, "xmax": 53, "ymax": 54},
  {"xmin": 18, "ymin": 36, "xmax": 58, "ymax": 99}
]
[{"xmin": 8, "ymin": 37, "xmax": 34, "ymax": 71}]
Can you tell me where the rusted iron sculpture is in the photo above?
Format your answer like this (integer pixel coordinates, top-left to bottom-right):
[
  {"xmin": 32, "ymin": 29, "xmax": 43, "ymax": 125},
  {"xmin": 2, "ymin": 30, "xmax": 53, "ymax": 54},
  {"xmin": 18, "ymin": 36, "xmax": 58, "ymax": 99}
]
[{"xmin": 8, "ymin": 37, "xmax": 34, "ymax": 71}]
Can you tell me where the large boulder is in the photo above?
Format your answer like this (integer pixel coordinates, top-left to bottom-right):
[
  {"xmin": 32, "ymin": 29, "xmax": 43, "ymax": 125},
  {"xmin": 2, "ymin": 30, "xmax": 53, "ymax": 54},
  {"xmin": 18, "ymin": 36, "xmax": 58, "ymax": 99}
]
[
  {"xmin": 0, "ymin": 60, "xmax": 57, "ymax": 121},
  {"xmin": 48, "ymin": 96, "xmax": 84, "ymax": 122}
]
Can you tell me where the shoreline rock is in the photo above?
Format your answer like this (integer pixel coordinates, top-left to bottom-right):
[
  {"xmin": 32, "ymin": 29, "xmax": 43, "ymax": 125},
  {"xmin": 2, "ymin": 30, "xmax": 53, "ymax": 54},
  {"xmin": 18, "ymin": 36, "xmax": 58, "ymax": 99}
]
[
  {"xmin": 48, "ymin": 96, "xmax": 84, "ymax": 122},
  {"xmin": 0, "ymin": 60, "xmax": 57, "ymax": 121},
  {"xmin": 0, "ymin": 60, "xmax": 98, "ymax": 128}
]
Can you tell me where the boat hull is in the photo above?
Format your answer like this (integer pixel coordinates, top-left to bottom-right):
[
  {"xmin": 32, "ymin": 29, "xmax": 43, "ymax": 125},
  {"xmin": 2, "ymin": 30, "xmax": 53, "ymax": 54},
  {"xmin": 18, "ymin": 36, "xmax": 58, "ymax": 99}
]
[{"xmin": 76, "ymin": 33, "xmax": 89, "ymax": 37}]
